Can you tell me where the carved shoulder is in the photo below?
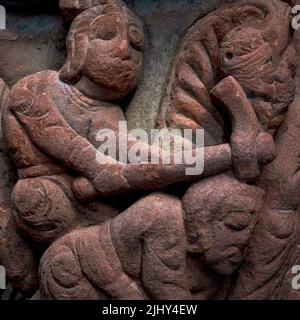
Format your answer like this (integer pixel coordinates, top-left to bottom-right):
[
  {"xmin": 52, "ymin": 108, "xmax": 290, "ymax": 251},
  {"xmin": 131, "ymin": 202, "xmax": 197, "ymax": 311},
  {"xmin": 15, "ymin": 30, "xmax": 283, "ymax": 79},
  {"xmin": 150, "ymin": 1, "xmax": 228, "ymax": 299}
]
[{"xmin": 5, "ymin": 71, "xmax": 58, "ymax": 116}]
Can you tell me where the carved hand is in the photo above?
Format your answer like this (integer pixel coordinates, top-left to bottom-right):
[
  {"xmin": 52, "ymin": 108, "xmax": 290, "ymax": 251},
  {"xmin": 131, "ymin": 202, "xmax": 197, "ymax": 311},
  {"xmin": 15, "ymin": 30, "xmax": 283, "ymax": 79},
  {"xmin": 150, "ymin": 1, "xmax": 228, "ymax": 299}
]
[{"xmin": 211, "ymin": 76, "xmax": 276, "ymax": 182}]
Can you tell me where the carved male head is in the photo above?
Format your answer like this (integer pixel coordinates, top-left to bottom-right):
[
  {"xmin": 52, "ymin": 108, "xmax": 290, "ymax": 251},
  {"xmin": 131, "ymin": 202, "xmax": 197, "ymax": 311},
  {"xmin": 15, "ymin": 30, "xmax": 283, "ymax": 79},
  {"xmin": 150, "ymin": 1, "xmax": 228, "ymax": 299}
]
[
  {"xmin": 219, "ymin": 26, "xmax": 296, "ymax": 133},
  {"xmin": 183, "ymin": 174, "xmax": 264, "ymax": 275},
  {"xmin": 60, "ymin": 0, "xmax": 144, "ymax": 96}
]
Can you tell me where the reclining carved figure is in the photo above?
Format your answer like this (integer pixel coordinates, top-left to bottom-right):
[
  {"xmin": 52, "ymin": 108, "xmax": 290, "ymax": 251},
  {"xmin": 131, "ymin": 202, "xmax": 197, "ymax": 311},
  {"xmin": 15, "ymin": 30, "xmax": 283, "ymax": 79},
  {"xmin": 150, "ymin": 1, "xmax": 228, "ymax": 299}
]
[{"xmin": 40, "ymin": 174, "xmax": 264, "ymax": 300}]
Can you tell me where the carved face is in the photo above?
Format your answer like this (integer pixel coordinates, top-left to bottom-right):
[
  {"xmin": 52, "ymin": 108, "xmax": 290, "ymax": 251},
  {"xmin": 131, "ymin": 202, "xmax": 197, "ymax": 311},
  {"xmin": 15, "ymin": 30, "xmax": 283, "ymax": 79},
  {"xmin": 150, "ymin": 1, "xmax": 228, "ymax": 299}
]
[
  {"xmin": 202, "ymin": 193, "xmax": 259, "ymax": 275},
  {"xmin": 220, "ymin": 28, "xmax": 267, "ymax": 67},
  {"xmin": 219, "ymin": 27, "xmax": 296, "ymax": 133},
  {"xmin": 219, "ymin": 27, "xmax": 274, "ymax": 103},
  {"xmin": 83, "ymin": 8, "xmax": 144, "ymax": 94},
  {"xmin": 183, "ymin": 175, "xmax": 263, "ymax": 275}
]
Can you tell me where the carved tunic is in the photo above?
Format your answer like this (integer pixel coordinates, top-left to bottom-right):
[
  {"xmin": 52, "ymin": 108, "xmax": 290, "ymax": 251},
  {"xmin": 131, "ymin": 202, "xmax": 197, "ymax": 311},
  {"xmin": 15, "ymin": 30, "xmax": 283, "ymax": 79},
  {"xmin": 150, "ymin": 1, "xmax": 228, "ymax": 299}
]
[{"xmin": 2, "ymin": 70, "xmax": 125, "ymax": 179}]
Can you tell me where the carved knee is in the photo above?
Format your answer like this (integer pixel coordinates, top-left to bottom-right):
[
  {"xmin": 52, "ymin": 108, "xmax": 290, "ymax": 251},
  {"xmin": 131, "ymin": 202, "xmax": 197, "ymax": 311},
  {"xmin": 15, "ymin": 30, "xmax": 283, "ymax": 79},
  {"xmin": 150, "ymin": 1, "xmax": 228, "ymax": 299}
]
[
  {"xmin": 11, "ymin": 178, "xmax": 77, "ymax": 243},
  {"xmin": 40, "ymin": 229, "xmax": 104, "ymax": 300},
  {"xmin": 40, "ymin": 226, "xmax": 144, "ymax": 300}
]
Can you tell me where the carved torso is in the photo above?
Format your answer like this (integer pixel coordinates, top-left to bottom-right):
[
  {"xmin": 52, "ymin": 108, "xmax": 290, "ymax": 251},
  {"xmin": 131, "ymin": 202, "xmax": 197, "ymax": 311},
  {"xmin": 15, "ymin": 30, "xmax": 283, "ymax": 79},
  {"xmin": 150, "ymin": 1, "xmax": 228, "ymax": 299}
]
[{"xmin": 2, "ymin": 70, "xmax": 124, "ymax": 177}]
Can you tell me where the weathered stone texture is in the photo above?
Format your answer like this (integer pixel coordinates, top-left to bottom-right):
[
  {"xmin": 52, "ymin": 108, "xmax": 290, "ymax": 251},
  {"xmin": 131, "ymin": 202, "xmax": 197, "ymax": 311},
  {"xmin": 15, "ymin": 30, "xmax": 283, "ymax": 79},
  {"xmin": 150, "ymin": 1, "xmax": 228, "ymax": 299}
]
[{"xmin": 0, "ymin": 0, "xmax": 299, "ymax": 300}]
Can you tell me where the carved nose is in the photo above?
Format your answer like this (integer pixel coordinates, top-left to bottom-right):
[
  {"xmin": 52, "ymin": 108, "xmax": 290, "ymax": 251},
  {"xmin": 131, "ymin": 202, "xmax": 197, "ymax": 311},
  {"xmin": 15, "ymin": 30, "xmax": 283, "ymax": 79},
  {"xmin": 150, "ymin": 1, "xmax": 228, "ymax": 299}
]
[{"xmin": 118, "ymin": 39, "xmax": 131, "ymax": 60}]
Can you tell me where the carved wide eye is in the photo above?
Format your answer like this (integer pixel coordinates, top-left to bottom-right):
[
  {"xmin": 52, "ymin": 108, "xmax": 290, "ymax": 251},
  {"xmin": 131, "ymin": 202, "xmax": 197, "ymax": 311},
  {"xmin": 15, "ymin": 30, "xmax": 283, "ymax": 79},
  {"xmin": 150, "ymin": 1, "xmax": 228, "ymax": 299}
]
[
  {"xmin": 93, "ymin": 17, "xmax": 118, "ymax": 40},
  {"xmin": 128, "ymin": 25, "xmax": 144, "ymax": 50},
  {"xmin": 224, "ymin": 211, "xmax": 252, "ymax": 231}
]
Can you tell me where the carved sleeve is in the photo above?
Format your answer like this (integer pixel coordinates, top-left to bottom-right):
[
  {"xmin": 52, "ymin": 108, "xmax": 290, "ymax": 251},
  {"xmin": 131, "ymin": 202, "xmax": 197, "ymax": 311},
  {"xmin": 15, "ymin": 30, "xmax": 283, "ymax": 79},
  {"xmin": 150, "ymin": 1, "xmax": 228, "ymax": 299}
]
[{"xmin": 8, "ymin": 86, "xmax": 111, "ymax": 179}]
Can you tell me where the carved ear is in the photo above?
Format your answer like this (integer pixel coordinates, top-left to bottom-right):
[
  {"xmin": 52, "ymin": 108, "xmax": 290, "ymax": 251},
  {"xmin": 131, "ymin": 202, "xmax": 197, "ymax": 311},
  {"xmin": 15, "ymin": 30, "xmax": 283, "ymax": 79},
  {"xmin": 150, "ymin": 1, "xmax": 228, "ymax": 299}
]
[
  {"xmin": 185, "ymin": 210, "xmax": 211, "ymax": 255},
  {"xmin": 59, "ymin": 32, "xmax": 89, "ymax": 84},
  {"xmin": 186, "ymin": 231, "xmax": 210, "ymax": 255}
]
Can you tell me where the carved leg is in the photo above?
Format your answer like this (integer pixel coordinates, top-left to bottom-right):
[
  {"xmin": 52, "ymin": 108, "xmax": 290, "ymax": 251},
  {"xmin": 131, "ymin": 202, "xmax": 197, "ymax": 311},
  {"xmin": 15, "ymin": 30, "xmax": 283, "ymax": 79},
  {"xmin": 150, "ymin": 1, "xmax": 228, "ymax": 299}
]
[
  {"xmin": 40, "ymin": 224, "xmax": 145, "ymax": 300},
  {"xmin": 11, "ymin": 176, "xmax": 79, "ymax": 244},
  {"xmin": 0, "ymin": 206, "xmax": 38, "ymax": 296}
]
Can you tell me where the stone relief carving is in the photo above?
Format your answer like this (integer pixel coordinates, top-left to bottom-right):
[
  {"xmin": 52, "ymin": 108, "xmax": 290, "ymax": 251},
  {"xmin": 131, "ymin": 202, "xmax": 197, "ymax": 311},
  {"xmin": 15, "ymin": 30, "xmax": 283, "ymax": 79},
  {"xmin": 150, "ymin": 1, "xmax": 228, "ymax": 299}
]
[{"xmin": 0, "ymin": 0, "xmax": 299, "ymax": 300}]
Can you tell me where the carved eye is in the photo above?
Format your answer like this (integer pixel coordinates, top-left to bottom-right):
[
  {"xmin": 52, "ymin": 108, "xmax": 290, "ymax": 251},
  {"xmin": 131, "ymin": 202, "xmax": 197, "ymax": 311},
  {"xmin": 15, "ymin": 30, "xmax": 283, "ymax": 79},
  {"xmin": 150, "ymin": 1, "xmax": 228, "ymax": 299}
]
[
  {"xmin": 225, "ymin": 52, "xmax": 234, "ymax": 60},
  {"xmin": 224, "ymin": 211, "xmax": 252, "ymax": 231},
  {"xmin": 128, "ymin": 25, "xmax": 144, "ymax": 50},
  {"xmin": 93, "ymin": 17, "xmax": 118, "ymax": 41}
]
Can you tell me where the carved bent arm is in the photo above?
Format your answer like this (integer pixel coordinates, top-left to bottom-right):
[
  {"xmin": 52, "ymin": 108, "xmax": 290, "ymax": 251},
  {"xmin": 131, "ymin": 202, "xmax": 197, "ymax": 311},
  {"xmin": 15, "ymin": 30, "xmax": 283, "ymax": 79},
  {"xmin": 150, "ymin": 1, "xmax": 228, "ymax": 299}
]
[
  {"xmin": 9, "ymin": 92, "xmax": 232, "ymax": 197},
  {"xmin": 211, "ymin": 76, "xmax": 275, "ymax": 182},
  {"xmin": 129, "ymin": 75, "xmax": 275, "ymax": 179},
  {"xmin": 74, "ymin": 76, "xmax": 276, "ymax": 201},
  {"xmin": 9, "ymin": 76, "xmax": 274, "ymax": 198}
]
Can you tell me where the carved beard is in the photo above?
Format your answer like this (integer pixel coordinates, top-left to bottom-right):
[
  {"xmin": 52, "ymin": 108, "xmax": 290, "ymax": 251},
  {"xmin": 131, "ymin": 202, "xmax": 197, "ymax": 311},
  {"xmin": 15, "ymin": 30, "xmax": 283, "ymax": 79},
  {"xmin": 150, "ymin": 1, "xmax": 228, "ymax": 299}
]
[{"xmin": 83, "ymin": 51, "xmax": 142, "ymax": 93}]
